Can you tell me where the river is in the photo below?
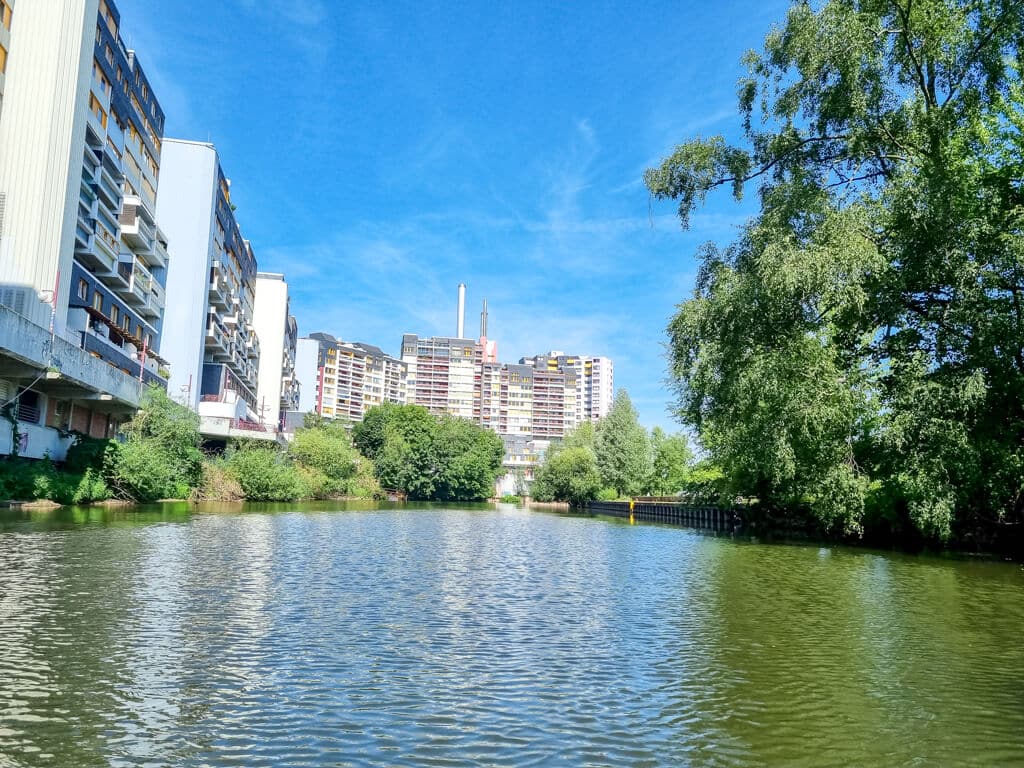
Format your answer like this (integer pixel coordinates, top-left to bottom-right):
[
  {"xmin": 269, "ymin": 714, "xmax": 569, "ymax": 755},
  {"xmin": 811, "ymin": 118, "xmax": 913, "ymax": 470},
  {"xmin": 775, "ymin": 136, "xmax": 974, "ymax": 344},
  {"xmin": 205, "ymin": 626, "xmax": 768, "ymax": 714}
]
[{"xmin": 0, "ymin": 502, "xmax": 1021, "ymax": 767}]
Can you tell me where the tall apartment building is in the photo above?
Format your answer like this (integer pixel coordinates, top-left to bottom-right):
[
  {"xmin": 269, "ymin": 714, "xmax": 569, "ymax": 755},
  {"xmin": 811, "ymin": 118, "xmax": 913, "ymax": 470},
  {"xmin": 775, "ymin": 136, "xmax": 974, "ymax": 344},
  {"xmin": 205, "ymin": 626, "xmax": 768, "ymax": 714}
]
[
  {"xmin": 0, "ymin": 0, "xmax": 172, "ymax": 459},
  {"xmin": 521, "ymin": 353, "xmax": 614, "ymax": 423},
  {"xmin": 253, "ymin": 272, "xmax": 299, "ymax": 430},
  {"xmin": 310, "ymin": 333, "xmax": 408, "ymax": 422},
  {"xmin": 156, "ymin": 139, "xmax": 263, "ymax": 436},
  {"xmin": 400, "ymin": 334, "xmax": 483, "ymax": 420}
]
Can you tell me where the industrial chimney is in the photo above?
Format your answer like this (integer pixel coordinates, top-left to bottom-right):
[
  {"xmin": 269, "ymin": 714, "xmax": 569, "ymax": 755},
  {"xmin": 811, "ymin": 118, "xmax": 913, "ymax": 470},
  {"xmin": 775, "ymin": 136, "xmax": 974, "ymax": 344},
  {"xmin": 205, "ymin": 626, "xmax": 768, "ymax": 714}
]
[{"xmin": 457, "ymin": 283, "xmax": 466, "ymax": 338}]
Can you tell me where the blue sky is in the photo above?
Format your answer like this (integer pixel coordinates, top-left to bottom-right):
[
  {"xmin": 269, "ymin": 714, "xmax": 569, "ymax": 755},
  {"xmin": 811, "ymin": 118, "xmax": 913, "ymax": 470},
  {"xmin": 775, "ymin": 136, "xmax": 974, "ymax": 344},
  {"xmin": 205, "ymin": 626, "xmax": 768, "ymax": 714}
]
[{"xmin": 119, "ymin": 0, "xmax": 789, "ymax": 430}]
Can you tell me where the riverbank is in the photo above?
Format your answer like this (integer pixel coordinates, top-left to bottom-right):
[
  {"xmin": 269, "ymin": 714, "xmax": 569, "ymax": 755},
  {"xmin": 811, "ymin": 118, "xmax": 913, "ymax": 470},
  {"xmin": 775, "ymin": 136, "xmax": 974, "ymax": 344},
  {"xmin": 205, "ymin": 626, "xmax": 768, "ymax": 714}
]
[{"xmin": 585, "ymin": 499, "xmax": 1024, "ymax": 562}]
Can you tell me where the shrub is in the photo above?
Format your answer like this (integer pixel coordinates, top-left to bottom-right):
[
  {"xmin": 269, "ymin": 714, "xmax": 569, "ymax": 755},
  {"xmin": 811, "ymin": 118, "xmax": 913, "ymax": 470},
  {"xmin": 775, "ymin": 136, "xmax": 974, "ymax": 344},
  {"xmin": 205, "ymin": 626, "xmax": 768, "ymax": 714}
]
[
  {"xmin": 227, "ymin": 447, "xmax": 302, "ymax": 502},
  {"xmin": 194, "ymin": 458, "xmax": 244, "ymax": 502},
  {"xmin": 108, "ymin": 386, "xmax": 202, "ymax": 501},
  {"xmin": 64, "ymin": 434, "xmax": 116, "ymax": 475},
  {"xmin": 532, "ymin": 447, "xmax": 603, "ymax": 506}
]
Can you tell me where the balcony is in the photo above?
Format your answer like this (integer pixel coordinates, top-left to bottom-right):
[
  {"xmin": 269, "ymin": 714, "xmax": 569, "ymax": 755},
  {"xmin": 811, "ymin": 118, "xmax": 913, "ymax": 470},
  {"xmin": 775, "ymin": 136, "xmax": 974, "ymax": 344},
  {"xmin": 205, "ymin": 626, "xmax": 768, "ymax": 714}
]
[
  {"xmin": 148, "ymin": 227, "xmax": 169, "ymax": 270},
  {"xmin": 90, "ymin": 220, "xmax": 121, "ymax": 270},
  {"xmin": 124, "ymin": 263, "xmax": 153, "ymax": 306},
  {"xmin": 95, "ymin": 165, "xmax": 122, "ymax": 212},
  {"xmin": 205, "ymin": 321, "xmax": 228, "ymax": 358},
  {"xmin": 119, "ymin": 197, "xmax": 155, "ymax": 252},
  {"xmin": 208, "ymin": 262, "xmax": 230, "ymax": 310}
]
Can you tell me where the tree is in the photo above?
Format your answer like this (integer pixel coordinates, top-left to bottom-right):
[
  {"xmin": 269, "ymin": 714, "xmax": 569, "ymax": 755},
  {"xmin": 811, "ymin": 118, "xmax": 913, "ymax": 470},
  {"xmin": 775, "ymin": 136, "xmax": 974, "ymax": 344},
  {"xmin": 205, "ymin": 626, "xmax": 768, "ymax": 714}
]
[
  {"xmin": 289, "ymin": 419, "xmax": 359, "ymax": 496},
  {"xmin": 108, "ymin": 385, "xmax": 203, "ymax": 501},
  {"xmin": 594, "ymin": 390, "xmax": 651, "ymax": 497},
  {"xmin": 646, "ymin": 0, "xmax": 1024, "ymax": 540},
  {"xmin": 532, "ymin": 447, "xmax": 603, "ymax": 507},
  {"xmin": 355, "ymin": 404, "xmax": 503, "ymax": 501},
  {"xmin": 646, "ymin": 428, "xmax": 693, "ymax": 496},
  {"xmin": 432, "ymin": 416, "xmax": 504, "ymax": 501}
]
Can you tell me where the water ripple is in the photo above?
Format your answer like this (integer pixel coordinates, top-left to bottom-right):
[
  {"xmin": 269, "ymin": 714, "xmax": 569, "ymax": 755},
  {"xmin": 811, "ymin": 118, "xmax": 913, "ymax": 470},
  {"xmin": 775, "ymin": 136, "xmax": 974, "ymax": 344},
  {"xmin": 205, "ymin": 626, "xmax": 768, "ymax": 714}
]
[{"xmin": 0, "ymin": 505, "xmax": 1021, "ymax": 767}]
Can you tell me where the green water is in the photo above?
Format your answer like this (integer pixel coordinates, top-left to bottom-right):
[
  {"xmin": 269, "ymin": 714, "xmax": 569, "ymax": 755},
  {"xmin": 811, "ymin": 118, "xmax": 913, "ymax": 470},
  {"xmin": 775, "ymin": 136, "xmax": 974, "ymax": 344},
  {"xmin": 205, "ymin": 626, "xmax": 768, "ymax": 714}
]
[{"xmin": 0, "ymin": 502, "xmax": 1021, "ymax": 767}]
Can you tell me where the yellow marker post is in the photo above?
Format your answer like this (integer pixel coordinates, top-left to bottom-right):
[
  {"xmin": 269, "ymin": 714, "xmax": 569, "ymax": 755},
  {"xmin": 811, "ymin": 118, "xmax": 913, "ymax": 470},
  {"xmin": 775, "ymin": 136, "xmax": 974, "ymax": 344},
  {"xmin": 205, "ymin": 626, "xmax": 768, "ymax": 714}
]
[{"xmin": 629, "ymin": 499, "xmax": 635, "ymax": 524}]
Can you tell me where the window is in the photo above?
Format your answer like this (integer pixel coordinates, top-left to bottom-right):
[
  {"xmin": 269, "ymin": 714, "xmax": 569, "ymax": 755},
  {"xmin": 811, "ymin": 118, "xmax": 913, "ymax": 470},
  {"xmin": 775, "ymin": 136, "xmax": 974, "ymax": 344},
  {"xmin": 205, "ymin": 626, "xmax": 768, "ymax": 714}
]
[
  {"xmin": 16, "ymin": 390, "xmax": 41, "ymax": 425},
  {"xmin": 121, "ymin": 314, "xmax": 130, "ymax": 331},
  {"xmin": 0, "ymin": 2, "xmax": 9, "ymax": 31},
  {"xmin": 92, "ymin": 291, "xmax": 104, "ymax": 312},
  {"xmin": 110, "ymin": 305, "xmax": 119, "ymax": 324},
  {"xmin": 104, "ymin": 44, "xmax": 114, "ymax": 67},
  {"xmin": 0, "ymin": 44, "xmax": 6, "ymax": 75},
  {"xmin": 77, "ymin": 279, "xmax": 89, "ymax": 301}
]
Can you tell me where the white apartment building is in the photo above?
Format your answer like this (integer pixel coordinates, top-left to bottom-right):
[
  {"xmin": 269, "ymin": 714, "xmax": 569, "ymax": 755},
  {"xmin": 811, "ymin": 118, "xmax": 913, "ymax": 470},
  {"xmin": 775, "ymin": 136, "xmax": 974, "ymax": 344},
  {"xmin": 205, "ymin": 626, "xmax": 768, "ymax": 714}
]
[
  {"xmin": 400, "ymin": 334, "xmax": 480, "ymax": 421},
  {"xmin": 310, "ymin": 333, "xmax": 407, "ymax": 423},
  {"xmin": 521, "ymin": 353, "xmax": 614, "ymax": 424},
  {"xmin": 156, "ymin": 139, "xmax": 266, "ymax": 440},
  {"xmin": 0, "ymin": 0, "xmax": 172, "ymax": 459},
  {"xmin": 253, "ymin": 272, "xmax": 298, "ymax": 430}
]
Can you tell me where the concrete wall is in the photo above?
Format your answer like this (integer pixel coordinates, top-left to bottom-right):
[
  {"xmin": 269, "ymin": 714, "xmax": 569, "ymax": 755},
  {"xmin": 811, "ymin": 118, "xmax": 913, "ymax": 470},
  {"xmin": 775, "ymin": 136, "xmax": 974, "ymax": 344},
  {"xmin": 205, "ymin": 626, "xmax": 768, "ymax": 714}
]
[
  {"xmin": 155, "ymin": 140, "xmax": 217, "ymax": 409},
  {"xmin": 0, "ymin": 303, "xmax": 143, "ymax": 406}
]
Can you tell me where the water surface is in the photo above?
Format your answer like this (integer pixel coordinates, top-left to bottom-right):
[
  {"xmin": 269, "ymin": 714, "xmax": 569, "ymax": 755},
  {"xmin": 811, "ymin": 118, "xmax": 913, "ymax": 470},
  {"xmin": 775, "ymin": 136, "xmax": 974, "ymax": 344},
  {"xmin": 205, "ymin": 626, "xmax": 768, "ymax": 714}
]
[{"xmin": 0, "ymin": 502, "xmax": 1021, "ymax": 767}]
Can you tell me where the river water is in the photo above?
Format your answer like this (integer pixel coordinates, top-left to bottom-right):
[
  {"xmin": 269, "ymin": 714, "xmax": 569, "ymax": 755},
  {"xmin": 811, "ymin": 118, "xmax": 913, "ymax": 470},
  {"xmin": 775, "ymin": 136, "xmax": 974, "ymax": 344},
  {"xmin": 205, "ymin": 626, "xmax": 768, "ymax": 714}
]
[{"xmin": 0, "ymin": 502, "xmax": 1021, "ymax": 767}]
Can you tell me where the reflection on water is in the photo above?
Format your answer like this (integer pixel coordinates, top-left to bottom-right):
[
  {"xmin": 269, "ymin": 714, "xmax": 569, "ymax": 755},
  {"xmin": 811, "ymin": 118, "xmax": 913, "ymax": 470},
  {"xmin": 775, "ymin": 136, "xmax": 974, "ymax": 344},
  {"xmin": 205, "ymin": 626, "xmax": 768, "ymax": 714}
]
[{"xmin": 0, "ymin": 503, "xmax": 1021, "ymax": 767}]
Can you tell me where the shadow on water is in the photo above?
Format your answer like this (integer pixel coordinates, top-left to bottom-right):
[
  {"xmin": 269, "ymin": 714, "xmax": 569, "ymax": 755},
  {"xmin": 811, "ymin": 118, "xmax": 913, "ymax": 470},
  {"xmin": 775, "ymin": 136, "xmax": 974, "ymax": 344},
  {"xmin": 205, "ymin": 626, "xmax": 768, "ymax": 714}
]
[{"xmin": 0, "ymin": 498, "xmax": 522, "ymax": 534}]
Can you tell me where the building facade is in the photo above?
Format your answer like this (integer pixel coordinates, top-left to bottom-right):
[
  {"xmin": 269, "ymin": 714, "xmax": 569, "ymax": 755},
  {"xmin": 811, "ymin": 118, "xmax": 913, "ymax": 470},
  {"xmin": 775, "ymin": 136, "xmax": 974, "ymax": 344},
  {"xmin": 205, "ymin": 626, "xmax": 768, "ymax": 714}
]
[
  {"xmin": 253, "ymin": 272, "xmax": 299, "ymax": 431},
  {"xmin": 521, "ymin": 353, "xmax": 614, "ymax": 423},
  {"xmin": 0, "ymin": 0, "xmax": 171, "ymax": 459},
  {"xmin": 400, "ymin": 334, "xmax": 482, "ymax": 421},
  {"xmin": 156, "ymin": 139, "xmax": 263, "ymax": 437},
  {"xmin": 311, "ymin": 333, "xmax": 408, "ymax": 423}
]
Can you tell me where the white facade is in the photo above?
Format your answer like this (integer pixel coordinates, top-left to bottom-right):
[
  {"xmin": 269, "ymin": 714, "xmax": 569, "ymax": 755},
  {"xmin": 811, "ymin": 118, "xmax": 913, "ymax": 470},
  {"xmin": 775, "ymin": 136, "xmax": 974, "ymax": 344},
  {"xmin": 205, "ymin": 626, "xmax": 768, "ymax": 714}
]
[
  {"xmin": 253, "ymin": 272, "xmax": 297, "ymax": 430},
  {"xmin": 295, "ymin": 337, "xmax": 319, "ymax": 413},
  {"xmin": 156, "ymin": 139, "xmax": 262, "ymax": 428}
]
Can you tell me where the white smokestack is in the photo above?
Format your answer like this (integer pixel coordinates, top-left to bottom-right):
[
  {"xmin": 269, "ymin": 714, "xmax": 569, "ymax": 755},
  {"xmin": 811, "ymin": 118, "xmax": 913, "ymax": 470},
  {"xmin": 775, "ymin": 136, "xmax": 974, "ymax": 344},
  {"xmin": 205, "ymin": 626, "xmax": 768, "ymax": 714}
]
[{"xmin": 457, "ymin": 283, "xmax": 466, "ymax": 338}]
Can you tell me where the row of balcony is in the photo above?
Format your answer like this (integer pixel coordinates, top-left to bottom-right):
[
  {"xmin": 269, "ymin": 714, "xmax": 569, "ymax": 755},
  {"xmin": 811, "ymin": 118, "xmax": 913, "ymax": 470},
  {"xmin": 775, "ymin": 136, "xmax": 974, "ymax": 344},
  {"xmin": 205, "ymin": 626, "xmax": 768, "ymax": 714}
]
[{"xmin": 205, "ymin": 320, "xmax": 258, "ymax": 387}]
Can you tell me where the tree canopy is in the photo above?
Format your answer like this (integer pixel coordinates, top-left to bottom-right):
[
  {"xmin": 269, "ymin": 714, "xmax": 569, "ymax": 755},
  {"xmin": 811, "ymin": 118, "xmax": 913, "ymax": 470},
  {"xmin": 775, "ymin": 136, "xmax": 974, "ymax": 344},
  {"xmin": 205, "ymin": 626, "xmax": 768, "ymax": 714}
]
[
  {"xmin": 354, "ymin": 404, "xmax": 504, "ymax": 501},
  {"xmin": 595, "ymin": 390, "xmax": 651, "ymax": 497},
  {"xmin": 646, "ymin": 0, "xmax": 1024, "ymax": 542}
]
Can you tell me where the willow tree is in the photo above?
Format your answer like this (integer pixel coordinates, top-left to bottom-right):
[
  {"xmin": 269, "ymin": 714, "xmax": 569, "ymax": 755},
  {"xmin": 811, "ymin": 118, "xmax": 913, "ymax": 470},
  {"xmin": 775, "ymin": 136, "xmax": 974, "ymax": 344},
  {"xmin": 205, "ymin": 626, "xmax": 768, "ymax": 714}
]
[{"xmin": 646, "ymin": 0, "xmax": 1024, "ymax": 539}]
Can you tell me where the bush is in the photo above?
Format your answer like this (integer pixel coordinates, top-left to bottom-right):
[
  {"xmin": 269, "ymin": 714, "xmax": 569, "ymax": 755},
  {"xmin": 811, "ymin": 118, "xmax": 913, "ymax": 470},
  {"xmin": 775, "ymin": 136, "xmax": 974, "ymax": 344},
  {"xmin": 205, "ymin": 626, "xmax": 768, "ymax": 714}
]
[
  {"xmin": 0, "ymin": 457, "xmax": 111, "ymax": 505},
  {"xmin": 194, "ymin": 458, "xmax": 244, "ymax": 502},
  {"xmin": 532, "ymin": 447, "xmax": 603, "ymax": 506},
  {"xmin": 108, "ymin": 386, "xmax": 202, "ymax": 501},
  {"xmin": 108, "ymin": 440, "xmax": 190, "ymax": 501},
  {"xmin": 227, "ymin": 447, "xmax": 302, "ymax": 502},
  {"xmin": 499, "ymin": 494, "xmax": 521, "ymax": 503},
  {"xmin": 64, "ymin": 434, "xmax": 116, "ymax": 474}
]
